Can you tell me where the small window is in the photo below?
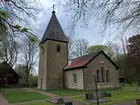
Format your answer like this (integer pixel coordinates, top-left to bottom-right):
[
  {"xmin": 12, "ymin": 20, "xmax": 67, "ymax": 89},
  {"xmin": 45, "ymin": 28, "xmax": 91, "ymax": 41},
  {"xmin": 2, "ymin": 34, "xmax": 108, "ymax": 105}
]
[
  {"xmin": 41, "ymin": 68, "xmax": 43, "ymax": 71},
  {"xmin": 96, "ymin": 70, "xmax": 100, "ymax": 83},
  {"xmin": 101, "ymin": 67, "xmax": 105, "ymax": 83},
  {"xmin": 106, "ymin": 70, "xmax": 110, "ymax": 82},
  {"xmin": 57, "ymin": 45, "xmax": 60, "ymax": 52},
  {"xmin": 73, "ymin": 73, "xmax": 77, "ymax": 83}
]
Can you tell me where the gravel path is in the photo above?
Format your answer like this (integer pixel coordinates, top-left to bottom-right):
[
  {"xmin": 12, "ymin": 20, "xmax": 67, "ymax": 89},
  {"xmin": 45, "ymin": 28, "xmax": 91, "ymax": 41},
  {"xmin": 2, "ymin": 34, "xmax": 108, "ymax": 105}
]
[
  {"xmin": 27, "ymin": 88, "xmax": 88, "ymax": 105},
  {"xmin": 26, "ymin": 88, "xmax": 138, "ymax": 105},
  {"xmin": 1, "ymin": 88, "xmax": 137, "ymax": 105},
  {"xmin": 0, "ymin": 94, "xmax": 15, "ymax": 105},
  {"xmin": 115, "ymin": 100, "xmax": 136, "ymax": 105}
]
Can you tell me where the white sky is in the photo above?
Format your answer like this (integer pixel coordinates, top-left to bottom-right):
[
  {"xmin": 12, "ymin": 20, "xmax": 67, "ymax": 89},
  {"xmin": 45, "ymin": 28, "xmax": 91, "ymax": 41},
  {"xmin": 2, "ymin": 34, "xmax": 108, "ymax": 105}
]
[
  {"xmin": 32, "ymin": 0, "xmax": 140, "ymax": 46},
  {"xmin": 31, "ymin": 0, "xmax": 139, "ymax": 74},
  {"xmin": 33, "ymin": 0, "xmax": 115, "ymax": 46}
]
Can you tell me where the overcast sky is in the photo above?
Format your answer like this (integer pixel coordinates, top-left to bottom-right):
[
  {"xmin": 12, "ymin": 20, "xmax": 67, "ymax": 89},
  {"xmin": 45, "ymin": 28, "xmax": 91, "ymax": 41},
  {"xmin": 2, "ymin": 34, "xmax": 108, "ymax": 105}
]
[
  {"xmin": 33, "ymin": 0, "xmax": 118, "ymax": 46},
  {"xmin": 31, "ymin": 0, "xmax": 139, "ymax": 74}
]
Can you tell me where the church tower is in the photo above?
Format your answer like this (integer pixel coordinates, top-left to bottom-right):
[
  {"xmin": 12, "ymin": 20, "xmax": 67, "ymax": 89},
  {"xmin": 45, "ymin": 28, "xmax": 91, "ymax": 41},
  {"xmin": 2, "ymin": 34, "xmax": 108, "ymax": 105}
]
[{"xmin": 38, "ymin": 11, "xmax": 69, "ymax": 90}]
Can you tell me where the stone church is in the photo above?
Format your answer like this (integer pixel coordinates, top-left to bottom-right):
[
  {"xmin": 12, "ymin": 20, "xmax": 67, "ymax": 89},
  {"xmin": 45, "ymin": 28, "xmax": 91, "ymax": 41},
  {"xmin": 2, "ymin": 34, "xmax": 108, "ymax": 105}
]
[{"xmin": 38, "ymin": 11, "xmax": 119, "ymax": 90}]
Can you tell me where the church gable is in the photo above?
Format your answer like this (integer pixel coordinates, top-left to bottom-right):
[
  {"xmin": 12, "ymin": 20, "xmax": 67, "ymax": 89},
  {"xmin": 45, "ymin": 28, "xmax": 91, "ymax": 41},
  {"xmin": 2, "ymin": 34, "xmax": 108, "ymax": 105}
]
[
  {"xmin": 64, "ymin": 51, "xmax": 119, "ymax": 90},
  {"xmin": 84, "ymin": 51, "xmax": 119, "ymax": 90},
  {"xmin": 86, "ymin": 51, "xmax": 119, "ymax": 70}
]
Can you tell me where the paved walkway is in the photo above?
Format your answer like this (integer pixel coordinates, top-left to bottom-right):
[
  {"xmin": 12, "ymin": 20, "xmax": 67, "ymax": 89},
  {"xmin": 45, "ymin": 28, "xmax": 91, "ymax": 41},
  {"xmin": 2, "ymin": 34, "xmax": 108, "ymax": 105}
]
[
  {"xmin": 16, "ymin": 99, "xmax": 48, "ymax": 105},
  {"xmin": 116, "ymin": 100, "xmax": 136, "ymax": 105},
  {"xmin": 26, "ymin": 88, "xmax": 88, "ymax": 105},
  {"xmin": 26, "ymin": 88, "xmax": 138, "ymax": 105},
  {"xmin": 0, "ymin": 94, "xmax": 14, "ymax": 105},
  {"xmin": 26, "ymin": 88, "xmax": 58, "ymax": 98},
  {"xmin": 0, "ymin": 88, "xmax": 137, "ymax": 105}
]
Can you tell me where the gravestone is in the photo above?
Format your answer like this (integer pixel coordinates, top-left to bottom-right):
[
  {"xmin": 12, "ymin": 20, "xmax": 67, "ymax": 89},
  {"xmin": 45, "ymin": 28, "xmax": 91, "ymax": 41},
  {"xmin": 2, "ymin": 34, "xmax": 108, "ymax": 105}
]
[
  {"xmin": 100, "ymin": 92, "xmax": 106, "ymax": 97},
  {"xmin": 57, "ymin": 98, "xmax": 64, "ymax": 104},
  {"xmin": 137, "ymin": 81, "xmax": 140, "ymax": 87},
  {"xmin": 136, "ymin": 99, "xmax": 140, "ymax": 105},
  {"xmin": 106, "ymin": 93, "xmax": 111, "ymax": 97},
  {"xmin": 86, "ymin": 93, "xmax": 89, "ymax": 99},
  {"xmin": 85, "ymin": 93, "xmax": 94, "ymax": 100},
  {"xmin": 100, "ymin": 92, "xmax": 111, "ymax": 97},
  {"xmin": 88, "ymin": 93, "xmax": 94, "ymax": 100},
  {"xmin": 136, "ymin": 87, "xmax": 140, "ymax": 92},
  {"xmin": 65, "ymin": 102, "xmax": 73, "ymax": 105}
]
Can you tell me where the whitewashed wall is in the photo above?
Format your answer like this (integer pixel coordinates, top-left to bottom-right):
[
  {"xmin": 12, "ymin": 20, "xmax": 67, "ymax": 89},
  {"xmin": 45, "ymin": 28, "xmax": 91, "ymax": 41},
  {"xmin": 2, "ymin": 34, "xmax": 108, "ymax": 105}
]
[{"xmin": 65, "ymin": 69, "xmax": 84, "ymax": 90}]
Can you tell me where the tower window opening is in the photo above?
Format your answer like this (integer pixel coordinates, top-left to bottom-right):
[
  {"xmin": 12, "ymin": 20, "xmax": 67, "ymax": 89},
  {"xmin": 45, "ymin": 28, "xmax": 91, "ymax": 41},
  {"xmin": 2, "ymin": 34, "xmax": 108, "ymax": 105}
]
[{"xmin": 57, "ymin": 44, "xmax": 60, "ymax": 52}]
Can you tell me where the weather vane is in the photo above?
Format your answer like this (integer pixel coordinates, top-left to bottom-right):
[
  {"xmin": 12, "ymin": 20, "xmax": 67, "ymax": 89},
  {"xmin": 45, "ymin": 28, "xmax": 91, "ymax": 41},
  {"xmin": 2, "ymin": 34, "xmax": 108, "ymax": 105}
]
[{"xmin": 52, "ymin": 4, "xmax": 55, "ymax": 12}]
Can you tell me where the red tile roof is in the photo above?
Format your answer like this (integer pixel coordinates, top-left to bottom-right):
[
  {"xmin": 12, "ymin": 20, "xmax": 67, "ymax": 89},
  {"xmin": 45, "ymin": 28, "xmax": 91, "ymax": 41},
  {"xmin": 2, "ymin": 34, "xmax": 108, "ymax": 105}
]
[
  {"xmin": 64, "ymin": 51, "xmax": 100, "ymax": 70},
  {"xmin": 65, "ymin": 55, "xmax": 92, "ymax": 70},
  {"xmin": 64, "ymin": 50, "xmax": 119, "ymax": 70}
]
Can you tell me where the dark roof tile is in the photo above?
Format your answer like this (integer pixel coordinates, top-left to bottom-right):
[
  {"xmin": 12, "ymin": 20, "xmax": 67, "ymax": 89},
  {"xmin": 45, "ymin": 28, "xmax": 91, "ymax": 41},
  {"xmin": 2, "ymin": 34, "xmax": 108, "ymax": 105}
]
[{"xmin": 40, "ymin": 11, "xmax": 68, "ymax": 44}]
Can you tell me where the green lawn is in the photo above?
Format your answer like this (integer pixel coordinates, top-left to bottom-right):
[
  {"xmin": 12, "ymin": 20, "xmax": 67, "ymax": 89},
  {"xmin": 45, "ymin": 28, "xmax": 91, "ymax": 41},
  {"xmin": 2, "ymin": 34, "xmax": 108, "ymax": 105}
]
[
  {"xmin": 71, "ymin": 84, "xmax": 140, "ymax": 105},
  {"xmin": 101, "ymin": 91, "xmax": 138, "ymax": 105},
  {"xmin": 46, "ymin": 89, "xmax": 85, "ymax": 96},
  {"xmin": 3, "ymin": 88, "xmax": 49, "ymax": 103},
  {"xmin": 101, "ymin": 85, "xmax": 139, "ymax": 105},
  {"xmin": 23, "ymin": 102, "xmax": 53, "ymax": 105}
]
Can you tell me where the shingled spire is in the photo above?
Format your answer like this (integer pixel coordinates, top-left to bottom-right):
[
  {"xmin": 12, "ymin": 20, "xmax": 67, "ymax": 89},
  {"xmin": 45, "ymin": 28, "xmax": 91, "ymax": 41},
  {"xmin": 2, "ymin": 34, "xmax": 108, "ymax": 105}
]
[{"xmin": 40, "ymin": 11, "xmax": 69, "ymax": 44}]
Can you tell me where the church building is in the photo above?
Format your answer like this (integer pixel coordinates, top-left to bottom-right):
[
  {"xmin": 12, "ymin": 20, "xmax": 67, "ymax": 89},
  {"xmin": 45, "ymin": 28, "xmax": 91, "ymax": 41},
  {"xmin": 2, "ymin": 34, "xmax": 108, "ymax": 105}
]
[{"xmin": 38, "ymin": 11, "xmax": 119, "ymax": 90}]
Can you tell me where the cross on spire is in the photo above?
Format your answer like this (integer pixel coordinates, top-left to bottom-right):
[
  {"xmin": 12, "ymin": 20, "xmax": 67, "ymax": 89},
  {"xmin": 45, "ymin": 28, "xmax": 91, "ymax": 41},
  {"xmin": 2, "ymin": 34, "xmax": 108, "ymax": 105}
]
[{"xmin": 52, "ymin": 4, "xmax": 55, "ymax": 13}]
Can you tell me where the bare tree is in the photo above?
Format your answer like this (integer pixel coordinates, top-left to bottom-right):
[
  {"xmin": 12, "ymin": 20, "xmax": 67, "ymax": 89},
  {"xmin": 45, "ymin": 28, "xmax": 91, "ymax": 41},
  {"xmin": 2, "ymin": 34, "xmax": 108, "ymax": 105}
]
[
  {"xmin": 72, "ymin": 38, "xmax": 89, "ymax": 57},
  {"xmin": 15, "ymin": 64, "xmax": 27, "ymax": 85},
  {"xmin": 0, "ymin": 0, "xmax": 40, "ymax": 38},
  {"xmin": 106, "ymin": 41, "xmax": 123, "ymax": 61},
  {"xmin": 68, "ymin": 36, "xmax": 74, "ymax": 59},
  {"xmin": 20, "ymin": 37, "xmax": 39, "ymax": 86},
  {"xmin": 106, "ymin": 40, "xmax": 131, "ymax": 82},
  {"xmin": 0, "ymin": 30, "xmax": 18, "ymax": 67},
  {"xmin": 62, "ymin": 0, "xmax": 140, "ymax": 35}
]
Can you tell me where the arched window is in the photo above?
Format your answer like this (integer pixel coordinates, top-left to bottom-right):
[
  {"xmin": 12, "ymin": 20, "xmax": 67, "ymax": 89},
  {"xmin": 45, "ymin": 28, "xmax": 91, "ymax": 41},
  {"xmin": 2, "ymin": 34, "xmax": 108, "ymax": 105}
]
[
  {"xmin": 96, "ymin": 70, "xmax": 100, "ymax": 83},
  {"xmin": 101, "ymin": 67, "xmax": 105, "ymax": 83},
  {"xmin": 106, "ymin": 70, "xmax": 110, "ymax": 82},
  {"xmin": 57, "ymin": 44, "xmax": 60, "ymax": 52},
  {"xmin": 73, "ymin": 73, "xmax": 77, "ymax": 83}
]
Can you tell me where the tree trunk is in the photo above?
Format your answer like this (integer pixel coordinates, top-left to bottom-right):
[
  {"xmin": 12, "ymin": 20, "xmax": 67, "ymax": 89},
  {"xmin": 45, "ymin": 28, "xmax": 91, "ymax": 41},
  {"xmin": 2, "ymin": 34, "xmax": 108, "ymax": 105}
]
[
  {"xmin": 5, "ymin": 73, "xmax": 8, "ymax": 87},
  {"xmin": 26, "ymin": 71, "xmax": 29, "ymax": 87},
  {"xmin": 26, "ymin": 65, "xmax": 29, "ymax": 87}
]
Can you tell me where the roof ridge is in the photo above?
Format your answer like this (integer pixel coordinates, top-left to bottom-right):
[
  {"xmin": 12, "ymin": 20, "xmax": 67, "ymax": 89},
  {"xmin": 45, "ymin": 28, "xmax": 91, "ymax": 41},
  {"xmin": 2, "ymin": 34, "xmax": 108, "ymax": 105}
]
[
  {"xmin": 70, "ymin": 50, "xmax": 102, "ymax": 60},
  {"xmin": 71, "ymin": 54, "xmax": 91, "ymax": 60}
]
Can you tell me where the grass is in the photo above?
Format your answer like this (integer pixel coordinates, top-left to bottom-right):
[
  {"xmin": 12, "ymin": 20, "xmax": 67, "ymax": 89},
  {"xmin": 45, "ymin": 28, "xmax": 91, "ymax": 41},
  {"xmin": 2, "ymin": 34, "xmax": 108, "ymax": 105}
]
[
  {"xmin": 23, "ymin": 102, "xmax": 54, "ymax": 105},
  {"xmin": 2, "ymin": 84, "xmax": 139, "ymax": 105},
  {"xmin": 102, "ymin": 91, "xmax": 138, "ymax": 105},
  {"xmin": 3, "ymin": 88, "xmax": 49, "ymax": 103},
  {"xmin": 71, "ymin": 84, "xmax": 140, "ymax": 105},
  {"xmin": 46, "ymin": 89, "xmax": 85, "ymax": 96},
  {"xmin": 101, "ymin": 84, "xmax": 139, "ymax": 105}
]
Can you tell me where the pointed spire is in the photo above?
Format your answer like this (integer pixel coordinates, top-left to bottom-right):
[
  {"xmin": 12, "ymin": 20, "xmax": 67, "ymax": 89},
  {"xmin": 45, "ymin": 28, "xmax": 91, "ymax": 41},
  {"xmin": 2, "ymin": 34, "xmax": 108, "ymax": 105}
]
[
  {"xmin": 52, "ymin": 4, "xmax": 55, "ymax": 14},
  {"xmin": 40, "ymin": 10, "xmax": 69, "ymax": 44},
  {"xmin": 52, "ymin": 11, "xmax": 55, "ymax": 14}
]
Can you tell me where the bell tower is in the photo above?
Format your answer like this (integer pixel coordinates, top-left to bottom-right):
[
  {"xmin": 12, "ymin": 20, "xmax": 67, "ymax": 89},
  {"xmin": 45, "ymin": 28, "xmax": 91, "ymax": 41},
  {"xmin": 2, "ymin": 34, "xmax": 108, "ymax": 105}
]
[{"xmin": 38, "ymin": 11, "xmax": 69, "ymax": 90}]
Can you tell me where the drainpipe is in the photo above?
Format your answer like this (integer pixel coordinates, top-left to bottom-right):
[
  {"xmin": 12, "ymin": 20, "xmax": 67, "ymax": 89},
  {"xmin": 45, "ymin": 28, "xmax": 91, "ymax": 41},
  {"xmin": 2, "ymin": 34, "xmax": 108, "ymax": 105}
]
[{"xmin": 83, "ymin": 68, "xmax": 85, "ymax": 91}]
